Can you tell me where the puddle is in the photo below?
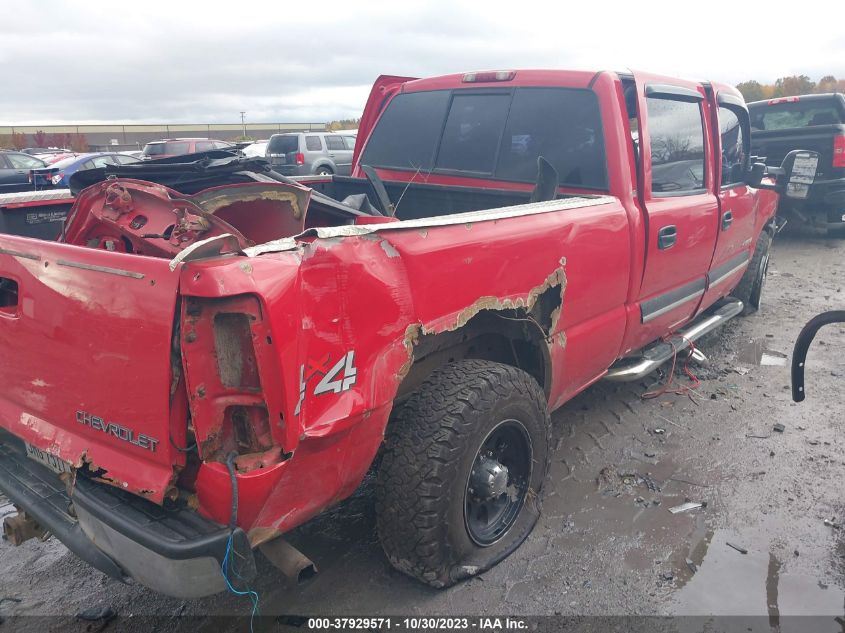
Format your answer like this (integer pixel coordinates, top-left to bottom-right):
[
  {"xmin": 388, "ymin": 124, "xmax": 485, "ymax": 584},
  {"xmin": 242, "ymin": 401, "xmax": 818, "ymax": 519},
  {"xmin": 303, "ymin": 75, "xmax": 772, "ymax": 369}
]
[
  {"xmin": 739, "ymin": 339, "xmax": 788, "ymax": 366},
  {"xmin": 673, "ymin": 529, "xmax": 845, "ymax": 630}
]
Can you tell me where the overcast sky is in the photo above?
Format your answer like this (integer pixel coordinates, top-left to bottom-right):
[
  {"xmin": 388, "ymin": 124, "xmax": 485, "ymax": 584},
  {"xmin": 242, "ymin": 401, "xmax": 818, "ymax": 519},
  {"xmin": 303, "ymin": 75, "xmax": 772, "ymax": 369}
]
[{"xmin": 1, "ymin": 0, "xmax": 842, "ymax": 125}]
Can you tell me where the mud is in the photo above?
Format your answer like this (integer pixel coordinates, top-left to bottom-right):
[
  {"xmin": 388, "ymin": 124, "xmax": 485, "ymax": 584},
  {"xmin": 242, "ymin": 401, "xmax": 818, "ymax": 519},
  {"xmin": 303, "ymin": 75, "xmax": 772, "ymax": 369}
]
[{"xmin": 1, "ymin": 224, "xmax": 845, "ymax": 628}]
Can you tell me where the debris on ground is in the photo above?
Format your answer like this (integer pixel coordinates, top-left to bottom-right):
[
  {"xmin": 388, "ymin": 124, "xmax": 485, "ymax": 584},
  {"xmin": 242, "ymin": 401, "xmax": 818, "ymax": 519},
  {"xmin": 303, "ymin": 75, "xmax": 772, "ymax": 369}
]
[
  {"xmin": 669, "ymin": 501, "xmax": 705, "ymax": 514},
  {"xmin": 746, "ymin": 432, "xmax": 772, "ymax": 439},
  {"xmin": 726, "ymin": 542, "xmax": 748, "ymax": 555},
  {"xmin": 685, "ymin": 559, "xmax": 698, "ymax": 573},
  {"xmin": 824, "ymin": 518, "xmax": 838, "ymax": 528},
  {"xmin": 76, "ymin": 605, "xmax": 116, "ymax": 632},
  {"xmin": 773, "ymin": 423, "xmax": 786, "ymax": 433}
]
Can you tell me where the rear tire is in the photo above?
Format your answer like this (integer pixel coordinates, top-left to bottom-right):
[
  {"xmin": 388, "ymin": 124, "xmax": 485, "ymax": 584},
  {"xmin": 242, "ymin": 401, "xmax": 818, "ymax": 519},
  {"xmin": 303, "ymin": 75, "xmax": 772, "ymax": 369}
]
[
  {"xmin": 375, "ymin": 360, "xmax": 550, "ymax": 588},
  {"xmin": 734, "ymin": 231, "xmax": 772, "ymax": 316},
  {"xmin": 315, "ymin": 166, "xmax": 333, "ymax": 176}
]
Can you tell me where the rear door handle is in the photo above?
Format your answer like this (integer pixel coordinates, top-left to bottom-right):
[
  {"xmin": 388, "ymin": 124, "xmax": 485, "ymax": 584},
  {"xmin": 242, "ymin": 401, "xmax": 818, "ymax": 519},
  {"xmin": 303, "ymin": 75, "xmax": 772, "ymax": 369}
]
[
  {"xmin": 657, "ymin": 225, "xmax": 677, "ymax": 250},
  {"xmin": 722, "ymin": 211, "xmax": 733, "ymax": 230}
]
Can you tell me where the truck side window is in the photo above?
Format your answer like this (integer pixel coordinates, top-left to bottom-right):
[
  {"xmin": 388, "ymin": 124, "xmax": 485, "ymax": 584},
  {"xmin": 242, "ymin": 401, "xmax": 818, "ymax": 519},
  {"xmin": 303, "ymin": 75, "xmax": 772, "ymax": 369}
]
[
  {"xmin": 718, "ymin": 106, "xmax": 748, "ymax": 187},
  {"xmin": 647, "ymin": 98, "xmax": 706, "ymax": 194}
]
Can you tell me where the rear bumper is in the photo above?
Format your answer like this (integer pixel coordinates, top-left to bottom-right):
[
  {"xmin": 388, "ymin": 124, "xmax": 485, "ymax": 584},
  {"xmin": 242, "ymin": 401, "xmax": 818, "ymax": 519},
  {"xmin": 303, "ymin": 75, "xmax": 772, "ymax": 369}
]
[
  {"xmin": 779, "ymin": 177, "xmax": 845, "ymax": 220},
  {"xmin": 270, "ymin": 162, "xmax": 309, "ymax": 176},
  {"xmin": 0, "ymin": 429, "xmax": 255, "ymax": 598}
]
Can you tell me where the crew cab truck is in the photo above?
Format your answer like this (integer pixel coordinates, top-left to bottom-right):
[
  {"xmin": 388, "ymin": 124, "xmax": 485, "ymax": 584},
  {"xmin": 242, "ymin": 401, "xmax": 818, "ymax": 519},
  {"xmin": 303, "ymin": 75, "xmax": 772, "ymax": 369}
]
[
  {"xmin": 748, "ymin": 93, "xmax": 845, "ymax": 235},
  {"xmin": 0, "ymin": 69, "xmax": 806, "ymax": 598}
]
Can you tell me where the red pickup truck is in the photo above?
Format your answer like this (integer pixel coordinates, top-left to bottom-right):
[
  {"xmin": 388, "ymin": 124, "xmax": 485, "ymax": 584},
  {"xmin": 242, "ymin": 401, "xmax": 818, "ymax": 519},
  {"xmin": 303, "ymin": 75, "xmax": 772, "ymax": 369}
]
[{"xmin": 0, "ymin": 69, "xmax": 808, "ymax": 598}]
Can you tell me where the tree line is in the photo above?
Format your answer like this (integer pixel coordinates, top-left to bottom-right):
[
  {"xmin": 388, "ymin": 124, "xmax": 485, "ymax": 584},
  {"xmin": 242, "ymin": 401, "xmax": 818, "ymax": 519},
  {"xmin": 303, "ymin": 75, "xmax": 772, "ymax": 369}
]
[
  {"xmin": 1, "ymin": 131, "xmax": 89, "ymax": 151},
  {"xmin": 737, "ymin": 75, "xmax": 845, "ymax": 102}
]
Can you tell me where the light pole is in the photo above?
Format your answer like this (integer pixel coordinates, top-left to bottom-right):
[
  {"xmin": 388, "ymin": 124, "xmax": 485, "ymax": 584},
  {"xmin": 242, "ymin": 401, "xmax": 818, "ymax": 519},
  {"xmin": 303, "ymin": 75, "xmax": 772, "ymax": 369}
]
[{"xmin": 240, "ymin": 111, "xmax": 247, "ymax": 139}]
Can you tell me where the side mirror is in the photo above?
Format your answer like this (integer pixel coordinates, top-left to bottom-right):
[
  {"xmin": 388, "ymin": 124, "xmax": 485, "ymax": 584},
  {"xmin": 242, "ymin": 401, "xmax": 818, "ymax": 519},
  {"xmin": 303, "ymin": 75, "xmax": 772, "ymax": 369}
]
[
  {"xmin": 744, "ymin": 150, "xmax": 819, "ymax": 199},
  {"xmin": 745, "ymin": 160, "xmax": 767, "ymax": 188},
  {"xmin": 776, "ymin": 149, "xmax": 820, "ymax": 199}
]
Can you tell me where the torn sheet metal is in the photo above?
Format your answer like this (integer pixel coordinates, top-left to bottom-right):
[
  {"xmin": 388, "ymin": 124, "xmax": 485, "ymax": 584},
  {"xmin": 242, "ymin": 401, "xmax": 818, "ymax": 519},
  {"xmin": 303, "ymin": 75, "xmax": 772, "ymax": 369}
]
[{"xmin": 244, "ymin": 195, "xmax": 616, "ymax": 256}]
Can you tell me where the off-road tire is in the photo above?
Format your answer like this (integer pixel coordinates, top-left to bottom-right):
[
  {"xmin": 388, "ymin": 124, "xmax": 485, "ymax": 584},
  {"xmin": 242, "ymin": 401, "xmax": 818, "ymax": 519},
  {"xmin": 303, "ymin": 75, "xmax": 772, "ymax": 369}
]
[
  {"xmin": 734, "ymin": 231, "xmax": 772, "ymax": 316},
  {"xmin": 375, "ymin": 360, "xmax": 551, "ymax": 588}
]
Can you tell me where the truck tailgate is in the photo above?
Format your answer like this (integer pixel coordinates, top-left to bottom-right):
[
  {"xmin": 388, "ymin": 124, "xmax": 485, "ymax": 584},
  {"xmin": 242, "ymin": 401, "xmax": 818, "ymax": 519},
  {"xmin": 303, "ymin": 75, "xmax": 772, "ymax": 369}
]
[
  {"xmin": 0, "ymin": 235, "xmax": 184, "ymax": 503},
  {"xmin": 751, "ymin": 125, "xmax": 843, "ymax": 178}
]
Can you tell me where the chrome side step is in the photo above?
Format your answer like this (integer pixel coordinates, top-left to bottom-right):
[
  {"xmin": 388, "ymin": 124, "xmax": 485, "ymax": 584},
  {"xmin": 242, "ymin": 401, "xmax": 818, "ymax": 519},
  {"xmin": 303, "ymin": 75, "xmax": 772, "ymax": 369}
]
[{"xmin": 604, "ymin": 299, "xmax": 744, "ymax": 382}]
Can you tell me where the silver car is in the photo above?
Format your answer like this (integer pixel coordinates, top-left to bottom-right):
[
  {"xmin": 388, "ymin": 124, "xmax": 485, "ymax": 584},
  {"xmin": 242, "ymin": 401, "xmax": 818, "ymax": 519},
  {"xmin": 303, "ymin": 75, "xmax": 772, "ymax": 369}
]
[{"xmin": 265, "ymin": 132, "xmax": 356, "ymax": 176}]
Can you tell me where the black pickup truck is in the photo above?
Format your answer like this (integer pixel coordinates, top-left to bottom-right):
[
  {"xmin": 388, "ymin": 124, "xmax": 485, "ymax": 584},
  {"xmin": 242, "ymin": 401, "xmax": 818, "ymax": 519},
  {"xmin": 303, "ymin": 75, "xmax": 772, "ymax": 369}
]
[{"xmin": 748, "ymin": 93, "xmax": 845, "ymax": 236}]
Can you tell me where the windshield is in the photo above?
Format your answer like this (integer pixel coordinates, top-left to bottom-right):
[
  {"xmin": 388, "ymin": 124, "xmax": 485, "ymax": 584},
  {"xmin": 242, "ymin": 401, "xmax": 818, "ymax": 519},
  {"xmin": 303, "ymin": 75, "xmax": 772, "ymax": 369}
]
[
  {"xmin": 267, "ymin": 135, "xmax": 299, "ymax": 154},
  {"xmin": 750, "ymin": 99, "xmax": 844, "ymax": 130}
]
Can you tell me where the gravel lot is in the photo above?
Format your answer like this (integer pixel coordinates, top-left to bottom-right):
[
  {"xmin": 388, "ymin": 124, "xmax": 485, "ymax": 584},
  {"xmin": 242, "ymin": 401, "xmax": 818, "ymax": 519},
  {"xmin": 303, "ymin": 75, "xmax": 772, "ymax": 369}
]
[{"xmin": 2, "ymin": 224, "xmax": 844, "ymax": 631}]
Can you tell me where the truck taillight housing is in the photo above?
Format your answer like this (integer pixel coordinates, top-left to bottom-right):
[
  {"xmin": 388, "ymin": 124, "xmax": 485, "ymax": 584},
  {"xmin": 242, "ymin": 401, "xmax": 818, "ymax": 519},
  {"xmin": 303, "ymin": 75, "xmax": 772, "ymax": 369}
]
[
  {"xmin": 181, "ymin": 294, "xmax": 289, "ymax": 469},
  {"xmin": 295, "ymin": 152, "xmax": 305, "ymax": 165},
  {"xmin": 834, "ymin": 135, "xmax": 845, "ymax": 168}
]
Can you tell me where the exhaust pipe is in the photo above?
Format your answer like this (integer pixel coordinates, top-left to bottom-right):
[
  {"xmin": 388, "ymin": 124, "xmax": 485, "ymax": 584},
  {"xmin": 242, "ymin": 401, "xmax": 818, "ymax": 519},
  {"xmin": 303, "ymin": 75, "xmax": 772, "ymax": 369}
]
[{"xmin": 259, "ymin": 537, "xmax": 317, "ymax": 584}]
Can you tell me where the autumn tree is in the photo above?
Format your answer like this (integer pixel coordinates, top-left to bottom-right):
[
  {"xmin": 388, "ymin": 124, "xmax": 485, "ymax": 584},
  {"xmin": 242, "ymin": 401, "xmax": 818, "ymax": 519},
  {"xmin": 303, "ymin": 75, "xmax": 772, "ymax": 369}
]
[
  {"xmin": 12, "ymin": 132, "xmax": 27, "ymax": 149},
  {"xmin": 47, "ymin": 132, "xmax": 73, "ymax": 149},
  {"xmin": 736, "ymin": 80, "xmax": 766, "ymax": 102},
  {"xmin": 773, "ymin": 75, "xmax": 816, "ymax": 97},
  {"xmin": 69, "ymin": 134, "xmax": 89, "ymax": 152}
]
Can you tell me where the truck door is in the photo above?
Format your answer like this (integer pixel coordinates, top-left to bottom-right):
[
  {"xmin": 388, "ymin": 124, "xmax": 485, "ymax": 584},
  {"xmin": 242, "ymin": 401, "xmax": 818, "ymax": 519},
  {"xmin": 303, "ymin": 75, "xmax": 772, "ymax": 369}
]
[
  {"xmin": 698, "ymin": 91, "xmax": 756, "ymax": 309},
  {"xmin": 633, "ymin": 77, "xmax": 720, "ymax": 342}
]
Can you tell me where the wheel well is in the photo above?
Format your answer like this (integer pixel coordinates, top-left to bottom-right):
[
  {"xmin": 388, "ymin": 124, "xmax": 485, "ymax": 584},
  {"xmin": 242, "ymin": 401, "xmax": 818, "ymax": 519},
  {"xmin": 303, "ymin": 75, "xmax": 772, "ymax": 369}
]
[{"xmin": 396, "ymin": 302, "xmax": 557, "ymax": 403}]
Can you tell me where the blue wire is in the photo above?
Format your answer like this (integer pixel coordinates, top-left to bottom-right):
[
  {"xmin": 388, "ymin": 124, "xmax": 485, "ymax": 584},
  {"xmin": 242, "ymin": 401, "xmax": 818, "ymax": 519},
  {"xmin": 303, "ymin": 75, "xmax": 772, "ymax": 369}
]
[{"xmin": 221, "ymin": 531, "xmax": 260, "ymax": 633}]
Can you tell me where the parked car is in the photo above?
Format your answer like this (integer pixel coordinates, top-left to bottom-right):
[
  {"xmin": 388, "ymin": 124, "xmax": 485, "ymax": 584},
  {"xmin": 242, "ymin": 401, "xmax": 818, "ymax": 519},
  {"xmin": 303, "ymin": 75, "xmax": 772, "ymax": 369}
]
[
  {"xmin": 0, "ymin": 151, "xmax": 46, "ymax": 193},
  {"xmin": 0, "ymin": 69, "xmax": 808, "ymax": 599},
  {"xmin": 265, "ymin": 131, "xmax": 356, "ymax": 176},
  {"xmin": 41, "ymin": 152, "xmax": 79, "ymax": 166},
  {"xmin": 748, "ymin": 93, "xmax": 845, "ymax": 235},
  {"xmin": 241, "ymin": 140, "xmax": 268, "ymax": 158},
  {"xmin": 29, "ymin": 152, "xmax": 140, "ymax": 189},
  {"xmin": 21, "ymin": 147, "xmax": 72, "ymax": 159},
  {"xmin": 141, "ymin": 138, "xmax": 234, "ymax": 160}
]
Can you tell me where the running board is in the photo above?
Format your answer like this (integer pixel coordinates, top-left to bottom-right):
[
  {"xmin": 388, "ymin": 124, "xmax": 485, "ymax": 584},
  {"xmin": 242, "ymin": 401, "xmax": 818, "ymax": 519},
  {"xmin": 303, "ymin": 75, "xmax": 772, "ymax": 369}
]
[{"xmin": 604, "ymin": 299, "xmax": 744, "ymax": 382}]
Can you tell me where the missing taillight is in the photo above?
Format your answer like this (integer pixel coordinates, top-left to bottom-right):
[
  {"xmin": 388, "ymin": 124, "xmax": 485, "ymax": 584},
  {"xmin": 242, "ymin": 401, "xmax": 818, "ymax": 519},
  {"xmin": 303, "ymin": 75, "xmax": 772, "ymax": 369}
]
[
  {"xmin": 229, "ymin": 405, "xmax": 273, "ymax": 453},
  {"xmin": 213, "ymin": 312, "xmax": 260, "ymax": 390},
  {"xmin": 0, "ymin": 277, "xmax": 18, "ymax": 310}
]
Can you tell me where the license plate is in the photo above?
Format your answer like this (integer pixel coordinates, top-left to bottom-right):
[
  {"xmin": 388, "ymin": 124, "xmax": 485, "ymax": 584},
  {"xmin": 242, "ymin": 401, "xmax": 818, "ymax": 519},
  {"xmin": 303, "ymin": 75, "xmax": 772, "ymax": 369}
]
[{"xmin": 25, "ymin": 442, "xmax": 72, "ymax": 475}]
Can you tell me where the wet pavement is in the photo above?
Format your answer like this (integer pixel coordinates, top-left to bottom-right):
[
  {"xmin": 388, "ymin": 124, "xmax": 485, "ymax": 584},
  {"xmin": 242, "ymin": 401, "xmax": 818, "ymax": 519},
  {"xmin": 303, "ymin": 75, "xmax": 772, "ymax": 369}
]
[{"xmin": 1, "ymin": 224, "xmax": 845, "ymax": 630}]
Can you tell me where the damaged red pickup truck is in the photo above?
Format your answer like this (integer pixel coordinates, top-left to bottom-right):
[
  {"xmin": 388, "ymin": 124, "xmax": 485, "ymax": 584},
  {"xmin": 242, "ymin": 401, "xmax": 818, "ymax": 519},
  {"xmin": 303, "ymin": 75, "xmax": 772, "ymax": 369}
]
[{"xmin": 0, "ymin": 70, "xmax": 809, "ymax": 597}]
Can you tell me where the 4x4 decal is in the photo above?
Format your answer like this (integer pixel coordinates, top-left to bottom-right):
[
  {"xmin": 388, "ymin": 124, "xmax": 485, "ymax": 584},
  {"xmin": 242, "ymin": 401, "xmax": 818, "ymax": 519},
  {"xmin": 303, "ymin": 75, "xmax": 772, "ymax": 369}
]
[{"xmin": 294, "ymin": 351, "xmax": 358, "ymax": 415}]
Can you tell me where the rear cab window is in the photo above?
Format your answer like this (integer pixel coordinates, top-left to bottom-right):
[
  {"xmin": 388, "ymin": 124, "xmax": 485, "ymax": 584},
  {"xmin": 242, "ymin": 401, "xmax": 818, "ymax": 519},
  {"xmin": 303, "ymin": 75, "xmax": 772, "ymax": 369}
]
[
  {"xmin": 360, "ymin": 87, "xmax": 608, "ymax": 190},
  {"xmin": 750, "ymin": 98, "xmax": 844, "ymax": 130}
]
